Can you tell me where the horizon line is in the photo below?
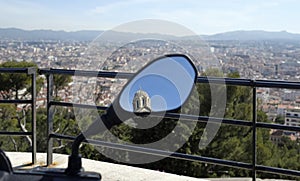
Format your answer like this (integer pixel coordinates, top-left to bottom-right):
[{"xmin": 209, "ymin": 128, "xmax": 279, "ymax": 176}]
[{"xmin": 0, "ymin": 27, "xmax": 297, "ymax": 36}]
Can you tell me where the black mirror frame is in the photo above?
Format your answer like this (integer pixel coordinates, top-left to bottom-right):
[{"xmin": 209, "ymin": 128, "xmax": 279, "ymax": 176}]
[{"xmin": 111, "ymin": 53, "xmax": 198, "ymax": 118}]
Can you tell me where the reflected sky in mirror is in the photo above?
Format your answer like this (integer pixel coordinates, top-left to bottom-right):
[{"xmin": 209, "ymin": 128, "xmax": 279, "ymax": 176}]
[{"xmin": 119, "ymin": 55, "xmax": 196, "ymax": 112}]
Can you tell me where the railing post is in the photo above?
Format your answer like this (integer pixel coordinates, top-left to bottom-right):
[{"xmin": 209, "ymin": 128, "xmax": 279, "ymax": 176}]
[
  {"xmin": 46, "ymin": 73, "xmax": 54, "ymax": 166},
  {"xmin": 252, "ymin": 80, "xmax": 257, "ymax": 181},
  {"xmin": 29, "ymin": 68, "xmax": 37, "ymax": 164}
]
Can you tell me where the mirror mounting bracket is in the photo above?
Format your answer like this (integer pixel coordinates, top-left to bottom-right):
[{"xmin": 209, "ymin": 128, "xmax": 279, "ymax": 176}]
[{"xmin": 65, "ymin": 54, "xmax": 197, "ymax": 176}]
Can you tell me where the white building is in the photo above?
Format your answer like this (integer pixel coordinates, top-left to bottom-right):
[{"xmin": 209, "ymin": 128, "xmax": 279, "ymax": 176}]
[{"xmin": 285, "ymin": 110, "xmax": 300, "ymax": 127}]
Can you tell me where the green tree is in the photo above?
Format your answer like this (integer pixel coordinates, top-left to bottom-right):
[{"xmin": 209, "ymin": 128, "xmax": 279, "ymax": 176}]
[
  {"xmin": 275, "ymin": 115, "xmax": 285, "ymax": 124},
  {"xmin": 53, "ymin": 74, "xmax": 72, "ymax": 98},
  {"xmin": 0, "ymin": 61, "xmax": 42, "ymax": 99},
  {"xmin": 0, "ymin": 61, "xmax": 43, "ymax": 152},
  {"xmin": 0, "ymin": 104, "xmax": 32, "ymax": 152}
]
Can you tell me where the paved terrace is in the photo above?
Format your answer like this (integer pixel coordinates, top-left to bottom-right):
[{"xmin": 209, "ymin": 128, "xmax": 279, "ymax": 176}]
[
  {"xmin": 6, "ymin": 152, "xmax": 291, "ymax": 181},
  {"xmin": 6, "ymin": 152, "xmax": 208, "ymax": 181}
]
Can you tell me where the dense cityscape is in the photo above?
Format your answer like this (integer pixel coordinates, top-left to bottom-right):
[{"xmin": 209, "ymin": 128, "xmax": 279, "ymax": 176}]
[
  {"xmin": 0, "ymin": 41, "xmax": 299, "ymax": 117},
  {"xmin": 2, "ymin": 38, "xmax": 300, "ymax": 139},
  {"xmin": 1, "ymin": 35, "xmax": 300, "ymax": 178}
]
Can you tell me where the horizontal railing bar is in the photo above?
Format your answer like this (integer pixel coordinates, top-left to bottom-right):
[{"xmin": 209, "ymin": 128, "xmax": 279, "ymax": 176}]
[
  {"xmin": 49, "ymin": 134, "xmax": 72, "ymax": 140},
  {"xmin": 49, "ymin": 133, "xmax": 252, "ymax": 170},
  {"xmin": 197, "ymin": 77, "xmax": 252, "ymax": 86},
  {"xmin": 48, "ymin": 102, "xmax": 300, "ymax": 131},
  {"xmin": 169, "ymin": 112, "xmax": 300, "ymax": 132},
  {"xmin": 256, "ymin": 122, "xmax": 300, "ymax": 132},
  {"xmin": 49, "ymin": 101, "xmax": 108, "ymax": 110},
  {"xmin": 255, "ymin": 80, "xmax": 300, "ymax": 89},
  {"xmin": 0, "ymin": 100, "xmax": 32, "ymax": 104},
  {"xmin": 48, "ymin": 101, "xmax": 253, "ymax": 127},
  {"xmin": 0, "ymin": 68, "xmax": 31, "ymax": 74},
  {"xmin": 0, "ymin": 131, "xmax": 32, "ymax": 136},
  {"xmin": 51, "ymin": 133, "xmax": 300, "ymax": 177},
  {"xmin": 39, "ymin": 69, "xmax": 300, "ymax": 89},
  {"xmin": 39, "ymin": 68, "xmax": 133, "ymax": 79},
  {"xmin": 256, "ymin": 165, "xmax": 300, "ymax": 177},
  {"xmin": 162, "ymin": 113, "xmax": 253, "ymax": 127},
  {"xmin": 197, "ymin": 77, "xmax": 300, "ymax": 89},
  {"xmin": 48, "ymin": 100, "xmax": 254, "ymax": 127}
]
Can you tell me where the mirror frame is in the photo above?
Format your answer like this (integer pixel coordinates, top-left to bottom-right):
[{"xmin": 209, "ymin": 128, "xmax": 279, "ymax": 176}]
[{"xmin": 112, "ymin": 53, "xmax": 198, "ymax": 117}]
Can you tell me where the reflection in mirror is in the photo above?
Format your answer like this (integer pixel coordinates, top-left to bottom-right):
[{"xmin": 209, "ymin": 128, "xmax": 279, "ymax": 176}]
[{"xmin": 119, "ymin": 55, "xmax": 196, "ymax": 113}]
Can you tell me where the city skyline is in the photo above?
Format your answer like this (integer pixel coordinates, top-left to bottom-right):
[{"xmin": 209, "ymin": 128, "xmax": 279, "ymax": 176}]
[{"xmin": 0, "ymin": 0, "xmax": 300, "ymax": 35}]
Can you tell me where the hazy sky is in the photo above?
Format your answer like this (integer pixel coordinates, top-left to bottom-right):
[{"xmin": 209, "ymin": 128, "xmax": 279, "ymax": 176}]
[{"xmin": 0, "ymin": 0, "xmax": 299, "ymax": 35}]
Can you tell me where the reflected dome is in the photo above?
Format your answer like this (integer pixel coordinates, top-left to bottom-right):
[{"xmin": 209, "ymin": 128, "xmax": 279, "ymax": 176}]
[{"xmin": 133, "ymin": 89, "xmax": 151, "ymax": 113}]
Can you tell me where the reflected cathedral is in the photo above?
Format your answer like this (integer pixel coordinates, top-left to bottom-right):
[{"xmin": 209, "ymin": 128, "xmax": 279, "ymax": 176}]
[{"xmin": 133, "ymin": 89, "xmax": 151, "ymax": 113}]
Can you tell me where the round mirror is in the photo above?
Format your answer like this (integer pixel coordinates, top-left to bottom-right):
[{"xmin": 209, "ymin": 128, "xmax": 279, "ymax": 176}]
[{"xmin": 119, "ymin": 54, "xmax": 197, "ymax": 113}]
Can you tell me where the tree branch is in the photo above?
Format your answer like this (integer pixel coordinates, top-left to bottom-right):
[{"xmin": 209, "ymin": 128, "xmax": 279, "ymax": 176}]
[
  {"xmin": 17, "ymin": 107, "xmax": 32, "ymax": 146},
  {"xmin": 9, "ymin": 137, "xmax": 18, "ymax": 151}
]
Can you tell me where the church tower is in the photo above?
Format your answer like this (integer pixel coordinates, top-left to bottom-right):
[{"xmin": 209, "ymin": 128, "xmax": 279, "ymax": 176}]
[{"xmin": 133, "ymin": 89, "xmax": 151, "ymax": 113}]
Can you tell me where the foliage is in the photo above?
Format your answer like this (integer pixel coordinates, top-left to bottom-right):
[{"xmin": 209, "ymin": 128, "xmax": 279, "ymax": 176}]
[
  {"xmin": 53, "ymin": 74, "xmax": 72, "ymax": 98},
  {"xmin": 0, "ymin": 61, "xmax": 43, "ymax": 99},
  {"xmin": 0, "ymin": 61, "xmax": 43, "ymax": 152},
  {"xmin": 275, "ymin": 115, "xmax": 285, "ymax": 125}
]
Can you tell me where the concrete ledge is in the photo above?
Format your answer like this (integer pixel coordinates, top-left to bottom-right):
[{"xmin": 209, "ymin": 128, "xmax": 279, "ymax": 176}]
[
  {"xmin": 5, "ymin": 152, "xmax": 293, "ymax": 181},
  {"xmin": 6, "ymin": 152, "xmax": 208, "ymax": 181}
]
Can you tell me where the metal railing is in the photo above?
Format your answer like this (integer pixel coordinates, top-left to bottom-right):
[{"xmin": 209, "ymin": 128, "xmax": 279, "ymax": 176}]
[
  {"xmin": 0, "ymin": 67, "xmax": 298, "ymax": 179},
  {"xmin": 0, "ymin": 67, "xmax": 36, "ymax": 164},
  {"xmin": 38, "ymin": 68, "xmax": 300, "ymax": 180}
]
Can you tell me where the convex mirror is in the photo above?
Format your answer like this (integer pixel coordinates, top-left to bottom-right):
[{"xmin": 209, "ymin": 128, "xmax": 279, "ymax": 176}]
[{"xmin": 118, "ymin": 54, "xmax": 197, "ymax": 114}]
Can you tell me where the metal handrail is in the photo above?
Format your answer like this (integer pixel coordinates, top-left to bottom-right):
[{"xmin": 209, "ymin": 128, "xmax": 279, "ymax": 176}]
[
  {"xmin": 0, "ymin": 67, "xmax": 37, "ymax": 164},
  {"xmin": 39, "ymin": 68, "xmax": 300, "ymax": 180}
]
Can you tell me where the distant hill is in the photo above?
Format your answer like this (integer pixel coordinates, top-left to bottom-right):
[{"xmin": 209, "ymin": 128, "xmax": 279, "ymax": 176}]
[
  {"xmin": 203, "ymin": 30, "xmax": 300, "ymax": 41},
  {"xmin": 0, "ymin": 28, "xmax": 103, "ymax": 41},
  {"xmin": 0, "ymin": 28, "xmax": 183, "ymax": 41},
  {"xmin": 1, "ymin": 28, "xmax": 300, "ymax": 41}
]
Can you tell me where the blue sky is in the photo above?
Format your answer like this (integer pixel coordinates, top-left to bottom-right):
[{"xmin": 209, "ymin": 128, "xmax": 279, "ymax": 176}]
[
  {"xmin": 119, "ymin": 56, "xmax": 196, "ymax": 112},
  {"xmin": 0, "ymin": 0, "xmax": 299, "ymax": 35}
]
